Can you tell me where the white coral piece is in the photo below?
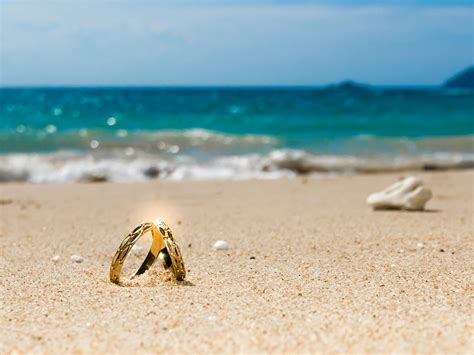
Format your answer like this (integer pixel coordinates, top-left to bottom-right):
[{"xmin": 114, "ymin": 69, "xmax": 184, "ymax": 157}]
[{"xmin": 367, "ymin": 176, "xmax": 432, "ymax": 211}]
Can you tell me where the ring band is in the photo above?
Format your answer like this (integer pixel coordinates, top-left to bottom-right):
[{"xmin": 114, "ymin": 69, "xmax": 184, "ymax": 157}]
[
  {"xmin": 109, "ymin": 219, "xmax": 186, "ymax": 284},
  {"xmin": 153, "ymin": 218, "xmax": 186, "ymax": 281}
]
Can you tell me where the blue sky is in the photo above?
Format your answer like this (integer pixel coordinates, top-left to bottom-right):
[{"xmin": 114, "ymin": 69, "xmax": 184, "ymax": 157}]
[{"xmin": 0, "ymin": 0, "xmax": 472, "ymax": 86}]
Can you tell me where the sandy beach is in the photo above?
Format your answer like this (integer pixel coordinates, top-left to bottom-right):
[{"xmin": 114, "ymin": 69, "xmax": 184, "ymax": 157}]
[{"xmin": 1, "ymin": 171, "xmax": 473, "ymax": 353}]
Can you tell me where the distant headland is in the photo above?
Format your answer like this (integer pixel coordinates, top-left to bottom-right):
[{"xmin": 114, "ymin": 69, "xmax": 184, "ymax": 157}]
[
  {"xmin": 327, "ymin": 67, "xmax": 474, "ymax": 90},
  {"xmin": 443, "ymin": 66, "xmax": 474, "ymax": 88}
]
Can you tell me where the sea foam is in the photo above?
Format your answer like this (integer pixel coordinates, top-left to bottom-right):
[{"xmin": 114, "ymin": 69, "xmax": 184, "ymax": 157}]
[{"xmin": 0, "ymin": 149, "xmax": 472, "ymax": 183}]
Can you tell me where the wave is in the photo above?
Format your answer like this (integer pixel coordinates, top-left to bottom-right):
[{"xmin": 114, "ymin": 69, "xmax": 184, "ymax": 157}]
[
  {"xmin": 261, "ymin": 149, "xmax": 474, "ymax": 174},
  {"xmin": 0, "ymin": 149, "xmax": 472, "ymax": 183},
  {"xmin": 0, "ymin": 128, "xmax": 278, "ymax": 154}
]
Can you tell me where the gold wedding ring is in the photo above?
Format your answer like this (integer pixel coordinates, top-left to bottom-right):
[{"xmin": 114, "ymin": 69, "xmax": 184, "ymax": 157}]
[{"xmin": 109, "ymin": 219, "xmax": 186, "ymax": 284}]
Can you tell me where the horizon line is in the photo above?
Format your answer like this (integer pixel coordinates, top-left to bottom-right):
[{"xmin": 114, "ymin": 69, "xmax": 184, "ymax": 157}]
[{"xmin": 0, "ymin": 83, "xmax": 448, "ymax": 90}]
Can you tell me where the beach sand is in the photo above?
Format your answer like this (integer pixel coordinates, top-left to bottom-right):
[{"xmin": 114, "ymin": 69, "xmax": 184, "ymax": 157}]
[{"xmin": 1, "ymin": 171, "xmax": 473, "ymax": 353}]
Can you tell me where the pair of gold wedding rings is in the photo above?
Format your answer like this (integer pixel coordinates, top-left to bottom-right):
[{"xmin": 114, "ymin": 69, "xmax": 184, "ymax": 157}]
[{"xmin": 109, "ymin": 218, "xmax": 185, "ymax": 285}]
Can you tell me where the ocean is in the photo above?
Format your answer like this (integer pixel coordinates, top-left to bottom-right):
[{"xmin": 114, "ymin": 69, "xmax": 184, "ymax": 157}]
[{"xmin": 0, "ymin": 85, "xmax": 473, "ymax": 182}]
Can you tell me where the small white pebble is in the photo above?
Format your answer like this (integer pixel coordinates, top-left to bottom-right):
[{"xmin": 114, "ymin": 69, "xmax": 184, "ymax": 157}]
[
  {"xmin": 416, "ymin": 242, "xmax": 425, "ymax": 248},
  {"xmin": 70, "ymin": 255, "xmax": 84, "ymax": 263},
  {"xmin": 86, "ymin": 322, "xmax": 92, "ymax": 327},
  {"xmin": 51, "ymin": 255, "xmax": 60, "ymax": 262},
  {"xmin": 208, "ymin": 315, "xmax": 217, "ymax": 321},
  {"xmin": 213, "ymin": 240, "xmax": 229, "ymax": 250},
  {"xmin": 398, "ymin": 249, "xmax": 405, "ymax": 253}
]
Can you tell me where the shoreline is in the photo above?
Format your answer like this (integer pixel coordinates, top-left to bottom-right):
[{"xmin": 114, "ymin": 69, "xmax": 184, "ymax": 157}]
[
  {"xmin": 1, "ymin": 149, "xmax": 473, "ymax": 183},
  {"xmin": 1, "ymin": 171, "xmax": 473, "ymax": 353}
]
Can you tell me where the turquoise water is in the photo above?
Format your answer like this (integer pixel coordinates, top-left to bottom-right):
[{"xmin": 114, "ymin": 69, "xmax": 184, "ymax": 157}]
[{"xmin": 0, "ymin": 85, "xmax": 473, "ymax": 181}]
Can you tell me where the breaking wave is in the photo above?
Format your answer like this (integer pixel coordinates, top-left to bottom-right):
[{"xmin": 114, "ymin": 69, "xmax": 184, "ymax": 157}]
[{"xmin": 0, "ymin": 149, "xmax": 472, "ymax": 183}]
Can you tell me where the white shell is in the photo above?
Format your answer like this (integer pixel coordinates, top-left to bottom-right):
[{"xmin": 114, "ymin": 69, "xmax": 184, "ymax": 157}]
[
  {"xmin": 70, "ymin": 255, "xmax": 84, "ymax": 263},
  {"xmin": 51, "ymin": 255, "xmax": 60, "ymax": 262},
  {"xmin": 367, "ymin": 176, "xmax": 432, "ymax": 211},
  {"xmin": 213, "ymin": 240, "xmax": 229, "ymax": 250}
]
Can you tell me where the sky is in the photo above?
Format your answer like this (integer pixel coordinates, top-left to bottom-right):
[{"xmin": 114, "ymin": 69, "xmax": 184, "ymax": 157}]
[{"xmin": 0, "ymin": 0, "xmax": 473, "ymax": 86}]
